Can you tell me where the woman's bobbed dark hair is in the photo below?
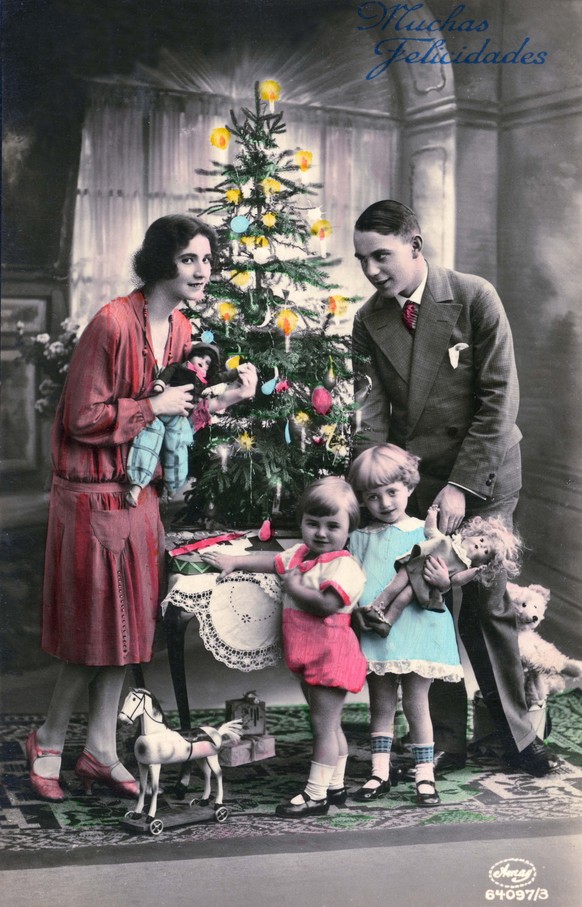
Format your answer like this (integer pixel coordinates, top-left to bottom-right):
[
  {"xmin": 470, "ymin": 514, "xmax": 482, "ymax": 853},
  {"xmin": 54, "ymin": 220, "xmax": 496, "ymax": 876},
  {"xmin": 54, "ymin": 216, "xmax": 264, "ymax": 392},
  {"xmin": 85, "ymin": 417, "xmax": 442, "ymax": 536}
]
[{"xmin": 133, "ymin": 215, "xmax": 218, "ymax": 285}]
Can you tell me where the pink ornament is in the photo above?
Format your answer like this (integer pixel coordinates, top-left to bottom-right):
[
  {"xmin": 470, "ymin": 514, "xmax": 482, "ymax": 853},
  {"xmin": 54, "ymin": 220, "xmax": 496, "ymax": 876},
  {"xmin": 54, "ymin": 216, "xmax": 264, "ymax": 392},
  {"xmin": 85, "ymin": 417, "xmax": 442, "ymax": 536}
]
[
  {"xmin": 259, "ymin": 518, "xmax": 273, "ymax": 541},
  {"xmin": 275, "ymin": 379, "xmax": 290, "ymax": 393},
  {"xmin": 311, "ymin": 385, "xmax": 333, "ymax": 415}
]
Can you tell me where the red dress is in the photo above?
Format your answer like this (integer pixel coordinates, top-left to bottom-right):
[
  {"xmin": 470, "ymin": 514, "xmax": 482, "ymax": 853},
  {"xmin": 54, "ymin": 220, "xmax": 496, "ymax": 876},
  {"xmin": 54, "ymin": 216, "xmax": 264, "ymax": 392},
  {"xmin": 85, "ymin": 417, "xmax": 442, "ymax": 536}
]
[
  {"xmin": 274, "ymin": 544, "xmax": 367, "ymax": 693},
  {"xmin": 41, "ymin": 291, "xmax": 192, "ymax": 666}
]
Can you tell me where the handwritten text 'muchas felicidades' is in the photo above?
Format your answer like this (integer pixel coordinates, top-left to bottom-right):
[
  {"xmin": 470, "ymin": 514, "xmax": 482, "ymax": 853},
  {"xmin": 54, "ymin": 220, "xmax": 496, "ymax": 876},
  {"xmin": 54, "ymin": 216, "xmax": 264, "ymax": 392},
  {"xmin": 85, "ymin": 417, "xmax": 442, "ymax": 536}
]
[{"xmin": 356, "ymin": 3, "xmax": 548, "ymax": 78}]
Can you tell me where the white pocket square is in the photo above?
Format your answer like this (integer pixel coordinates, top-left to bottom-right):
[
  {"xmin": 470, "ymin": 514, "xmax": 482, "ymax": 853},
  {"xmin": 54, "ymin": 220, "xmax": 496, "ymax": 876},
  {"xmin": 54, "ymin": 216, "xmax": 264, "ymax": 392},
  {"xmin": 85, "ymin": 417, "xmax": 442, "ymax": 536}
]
[{"xmin": 448, "ymin": 343, "xmax": 469, "ymax": 369}]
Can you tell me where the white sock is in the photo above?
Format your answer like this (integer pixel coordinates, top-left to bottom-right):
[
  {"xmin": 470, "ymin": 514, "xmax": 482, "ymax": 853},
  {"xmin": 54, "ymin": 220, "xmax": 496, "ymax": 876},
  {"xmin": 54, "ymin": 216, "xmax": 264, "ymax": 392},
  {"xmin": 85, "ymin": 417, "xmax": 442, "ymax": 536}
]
[
  {"xmin": 291, "ymin": 762, "xmax": 335, "ymax": 803},
  {"xmin": 328, "ymin": 755, "xmax": 348, "ymax": 791}
]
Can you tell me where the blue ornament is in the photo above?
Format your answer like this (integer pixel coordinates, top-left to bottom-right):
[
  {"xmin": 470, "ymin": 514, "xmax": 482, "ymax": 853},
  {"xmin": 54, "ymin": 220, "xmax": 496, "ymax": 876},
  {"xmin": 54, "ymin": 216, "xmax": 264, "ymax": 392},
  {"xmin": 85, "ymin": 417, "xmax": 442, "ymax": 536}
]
[
  {"xmin": 201, "ymin": 330, "xmax": 215, "ymax": 344},
  {"xmin": 230, "ymin": 215, "xmax": 250, "ymax": 234}
]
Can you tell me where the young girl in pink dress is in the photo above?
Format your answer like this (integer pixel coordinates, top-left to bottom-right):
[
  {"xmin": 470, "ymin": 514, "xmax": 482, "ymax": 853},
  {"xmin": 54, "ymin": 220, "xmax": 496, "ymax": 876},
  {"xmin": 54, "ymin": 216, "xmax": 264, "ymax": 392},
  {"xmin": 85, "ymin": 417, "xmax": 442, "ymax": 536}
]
[{"xmin": 202, "ymin": 476, "xmax": 366, "ymax": 818}]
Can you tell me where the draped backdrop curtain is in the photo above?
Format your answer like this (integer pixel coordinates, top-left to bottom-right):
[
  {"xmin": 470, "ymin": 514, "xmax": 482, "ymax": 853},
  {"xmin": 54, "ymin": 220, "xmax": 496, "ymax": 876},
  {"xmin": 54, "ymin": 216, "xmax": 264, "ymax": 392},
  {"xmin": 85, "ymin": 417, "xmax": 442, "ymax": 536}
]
[{"xmin": 71, "ymin": 72, "xmax": 397, "ymax": 325}]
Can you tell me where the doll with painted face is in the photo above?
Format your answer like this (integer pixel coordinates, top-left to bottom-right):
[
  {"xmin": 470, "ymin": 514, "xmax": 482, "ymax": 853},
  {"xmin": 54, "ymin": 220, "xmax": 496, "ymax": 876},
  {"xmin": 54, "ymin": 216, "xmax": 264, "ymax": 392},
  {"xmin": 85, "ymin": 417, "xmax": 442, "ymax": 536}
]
[{"xmin": 126, "ymin": 339, "xmax": 246, "ymax": 507}]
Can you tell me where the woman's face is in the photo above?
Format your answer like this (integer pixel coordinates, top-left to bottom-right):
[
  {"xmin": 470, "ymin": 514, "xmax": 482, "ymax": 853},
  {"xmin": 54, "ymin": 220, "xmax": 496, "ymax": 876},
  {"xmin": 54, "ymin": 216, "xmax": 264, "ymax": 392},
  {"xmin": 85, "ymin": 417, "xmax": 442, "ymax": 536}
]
[{"xmin": 166, "ymin": 234, "xmax": 213, "ymax": 303}]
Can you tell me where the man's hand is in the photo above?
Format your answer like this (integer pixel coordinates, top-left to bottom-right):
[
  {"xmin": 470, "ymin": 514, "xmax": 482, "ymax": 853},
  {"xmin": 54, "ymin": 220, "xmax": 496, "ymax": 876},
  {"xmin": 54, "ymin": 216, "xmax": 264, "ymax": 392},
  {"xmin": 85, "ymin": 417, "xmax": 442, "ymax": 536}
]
[{"xmin": 431, "ymin": 484, "xmax": 466, "ymax": 534}]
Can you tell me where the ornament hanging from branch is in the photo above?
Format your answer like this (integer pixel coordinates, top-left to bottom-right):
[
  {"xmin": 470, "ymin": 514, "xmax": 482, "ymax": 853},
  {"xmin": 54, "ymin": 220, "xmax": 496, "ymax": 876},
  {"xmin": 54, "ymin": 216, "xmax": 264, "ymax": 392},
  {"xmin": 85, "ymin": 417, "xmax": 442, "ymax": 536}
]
[
  {"xmin": 311, "ymin": 385, "xmax": 333, "ymax": 416},
  {"xmin": 322, "ymin": 356, "xmax": 337, "ymax": 390}
]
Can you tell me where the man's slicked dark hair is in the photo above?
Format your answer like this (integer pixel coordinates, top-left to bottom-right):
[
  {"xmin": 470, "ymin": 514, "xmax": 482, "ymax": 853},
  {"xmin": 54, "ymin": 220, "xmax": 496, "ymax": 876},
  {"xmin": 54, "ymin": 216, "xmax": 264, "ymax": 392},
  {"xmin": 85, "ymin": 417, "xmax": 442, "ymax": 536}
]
[{"xmin": 355, "ymin": 200, "xmax": 421, "ymax": 239}]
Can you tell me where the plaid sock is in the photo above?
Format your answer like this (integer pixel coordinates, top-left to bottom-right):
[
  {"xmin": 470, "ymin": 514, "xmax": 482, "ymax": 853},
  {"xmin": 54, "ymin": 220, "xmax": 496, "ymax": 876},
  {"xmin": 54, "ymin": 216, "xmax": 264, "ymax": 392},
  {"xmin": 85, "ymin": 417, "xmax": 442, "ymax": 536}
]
[{"xmin": 412, "ymin": 743, "xmax": 435, "ymax": 784}]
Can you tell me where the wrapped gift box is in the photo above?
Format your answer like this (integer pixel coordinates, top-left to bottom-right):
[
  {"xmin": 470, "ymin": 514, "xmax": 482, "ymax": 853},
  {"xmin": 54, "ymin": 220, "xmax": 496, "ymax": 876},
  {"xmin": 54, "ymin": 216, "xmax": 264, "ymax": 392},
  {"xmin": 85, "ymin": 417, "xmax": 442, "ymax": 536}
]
[
  {"xmin": 166, "ymin": 551, "xmax": 217, "ymax": 576},
  {"xmin": 220, "ymin": 735, "xmax": 276, "ymax": 767},
  {"xmin": 225, "ymin": 692, "xmax": 266, "ymax": 737}
]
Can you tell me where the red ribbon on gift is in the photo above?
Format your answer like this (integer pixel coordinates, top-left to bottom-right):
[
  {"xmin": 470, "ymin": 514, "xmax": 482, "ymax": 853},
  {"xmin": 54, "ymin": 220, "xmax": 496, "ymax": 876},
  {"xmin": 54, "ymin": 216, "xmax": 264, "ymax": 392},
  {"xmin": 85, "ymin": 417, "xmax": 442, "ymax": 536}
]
[{"xmin": 170, "ymin": 532, "xmax": 247, "ymax": 557}]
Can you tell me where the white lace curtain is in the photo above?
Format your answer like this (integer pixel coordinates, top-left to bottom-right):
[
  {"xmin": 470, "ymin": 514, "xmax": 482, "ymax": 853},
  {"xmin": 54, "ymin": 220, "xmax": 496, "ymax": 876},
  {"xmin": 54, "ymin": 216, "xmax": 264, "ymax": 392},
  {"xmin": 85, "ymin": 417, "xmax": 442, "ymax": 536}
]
[{"xmin": 70, "ymin": 81, "xmax": 396, "ymax": 325}]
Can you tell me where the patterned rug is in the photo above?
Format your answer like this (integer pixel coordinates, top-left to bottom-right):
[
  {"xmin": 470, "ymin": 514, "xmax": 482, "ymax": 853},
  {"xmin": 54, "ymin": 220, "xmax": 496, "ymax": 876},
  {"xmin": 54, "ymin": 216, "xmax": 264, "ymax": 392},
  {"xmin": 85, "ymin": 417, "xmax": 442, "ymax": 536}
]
[{"xmin": 2, "ymin": 691, "xmax": 582, "ymax": 867}]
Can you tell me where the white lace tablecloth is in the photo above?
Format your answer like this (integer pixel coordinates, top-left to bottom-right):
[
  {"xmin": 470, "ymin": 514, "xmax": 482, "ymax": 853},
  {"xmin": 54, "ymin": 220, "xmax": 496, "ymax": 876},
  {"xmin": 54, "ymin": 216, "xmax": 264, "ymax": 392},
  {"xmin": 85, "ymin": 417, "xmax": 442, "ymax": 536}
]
[{"xmin": 160, "ymin": 532, "xmax": 295, "ymax": 671}]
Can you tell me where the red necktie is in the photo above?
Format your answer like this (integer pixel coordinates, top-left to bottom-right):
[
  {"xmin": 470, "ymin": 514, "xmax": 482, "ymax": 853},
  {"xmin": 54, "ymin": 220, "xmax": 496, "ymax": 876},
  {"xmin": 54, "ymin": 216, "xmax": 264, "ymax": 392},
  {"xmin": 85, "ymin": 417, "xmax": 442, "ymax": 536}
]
[{"xmin": 402, "ymin": 300, "xmax": 418, "ymax": 333}]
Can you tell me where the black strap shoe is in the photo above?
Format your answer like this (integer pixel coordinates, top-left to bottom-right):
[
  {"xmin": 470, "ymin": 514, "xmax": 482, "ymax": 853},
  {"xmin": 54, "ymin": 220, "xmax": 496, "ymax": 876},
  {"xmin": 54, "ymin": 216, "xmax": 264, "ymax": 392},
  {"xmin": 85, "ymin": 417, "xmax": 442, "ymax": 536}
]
[
  {"xmin": 327, "ymin": 786, "xmax": 348, "ymax": 806},
  {"xmin": 415, "ymin": 779, "xmax": 441, "ymax": 807},
  {"xmin": 352, "ymin": 775, "xmax": 391, "ymax": 801},
  {"xmin": 275, "ymin": 791, "xmax": 329, "ymax": 818},
  {"xmin": 504, "ymin": 738, "xmax": 562, "ymax": 777}
]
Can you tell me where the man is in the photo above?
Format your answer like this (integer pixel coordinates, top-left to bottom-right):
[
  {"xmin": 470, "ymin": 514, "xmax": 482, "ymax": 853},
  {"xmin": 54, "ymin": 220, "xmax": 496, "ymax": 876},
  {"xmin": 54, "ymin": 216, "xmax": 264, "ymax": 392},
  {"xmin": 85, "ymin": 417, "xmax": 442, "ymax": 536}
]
[{"xmin": 351, "ymin": 199, "xmax": 559, "ymax": 777}]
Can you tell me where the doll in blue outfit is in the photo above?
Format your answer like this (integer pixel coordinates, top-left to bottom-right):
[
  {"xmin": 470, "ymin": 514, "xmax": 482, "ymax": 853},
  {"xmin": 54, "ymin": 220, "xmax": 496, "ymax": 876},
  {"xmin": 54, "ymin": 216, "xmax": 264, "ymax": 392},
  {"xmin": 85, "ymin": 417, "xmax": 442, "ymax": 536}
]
[{"xmin": 347, "ymin": 443, "xmax": 463, "ymax": 807}]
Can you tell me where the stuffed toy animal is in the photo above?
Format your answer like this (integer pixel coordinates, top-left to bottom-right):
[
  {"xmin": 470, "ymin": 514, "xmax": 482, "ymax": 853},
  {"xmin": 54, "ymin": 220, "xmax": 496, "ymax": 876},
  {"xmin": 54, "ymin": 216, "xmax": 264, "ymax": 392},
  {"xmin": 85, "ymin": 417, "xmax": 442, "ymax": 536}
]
[{"xmin": 508, "ymin": 581, "xmax": 582, "ymax": 706}]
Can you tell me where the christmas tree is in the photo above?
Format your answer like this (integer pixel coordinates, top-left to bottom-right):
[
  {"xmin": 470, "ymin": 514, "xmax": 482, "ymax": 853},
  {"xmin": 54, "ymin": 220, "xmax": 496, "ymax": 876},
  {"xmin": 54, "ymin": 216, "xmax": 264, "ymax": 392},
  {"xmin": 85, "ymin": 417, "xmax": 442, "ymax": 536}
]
[{"xmin": 178, "ymin": 81, "xmax": 368, "ymax": 531}]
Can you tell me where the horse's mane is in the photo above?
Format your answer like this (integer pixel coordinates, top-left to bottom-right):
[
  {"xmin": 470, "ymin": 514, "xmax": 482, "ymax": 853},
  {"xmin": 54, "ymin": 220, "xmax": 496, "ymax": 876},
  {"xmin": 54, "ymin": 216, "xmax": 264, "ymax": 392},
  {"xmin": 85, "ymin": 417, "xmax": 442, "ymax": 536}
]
[{"xmin": 132, "ymin": 687, "xmax": 166, "ymax": 722}]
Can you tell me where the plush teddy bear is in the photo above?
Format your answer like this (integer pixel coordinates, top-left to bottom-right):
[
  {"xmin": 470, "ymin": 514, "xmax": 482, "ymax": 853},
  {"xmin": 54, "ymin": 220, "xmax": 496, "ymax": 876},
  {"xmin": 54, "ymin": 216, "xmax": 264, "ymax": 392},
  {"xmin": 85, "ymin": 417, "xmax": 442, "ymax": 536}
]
[{"xmin": 508, "ymin": 581, "xmax": 582, "ymax": 706}]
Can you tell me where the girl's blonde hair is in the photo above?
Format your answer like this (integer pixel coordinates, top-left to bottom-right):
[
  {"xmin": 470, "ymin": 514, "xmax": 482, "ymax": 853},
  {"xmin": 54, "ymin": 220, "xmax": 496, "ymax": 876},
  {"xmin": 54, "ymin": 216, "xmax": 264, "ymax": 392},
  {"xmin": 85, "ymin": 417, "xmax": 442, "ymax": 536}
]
[
  {"xmin": 347, "ymin": 443, "xmax": 420, "ymax": 495},
  {"xmin": 458, "ymin": 515, "xmax": 523, "ymax": 586},
  {"xmin": 297, "ymin": 476, "xmax": 360, "ymax": 532}
]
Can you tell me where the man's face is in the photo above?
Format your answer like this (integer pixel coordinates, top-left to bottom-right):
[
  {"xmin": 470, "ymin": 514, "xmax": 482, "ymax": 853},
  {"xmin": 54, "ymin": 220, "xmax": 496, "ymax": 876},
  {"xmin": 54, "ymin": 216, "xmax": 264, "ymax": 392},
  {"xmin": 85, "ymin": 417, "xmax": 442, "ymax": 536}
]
[{"xmin": 353, "ymin": 229, "xmax": 423, "ymax": 299}]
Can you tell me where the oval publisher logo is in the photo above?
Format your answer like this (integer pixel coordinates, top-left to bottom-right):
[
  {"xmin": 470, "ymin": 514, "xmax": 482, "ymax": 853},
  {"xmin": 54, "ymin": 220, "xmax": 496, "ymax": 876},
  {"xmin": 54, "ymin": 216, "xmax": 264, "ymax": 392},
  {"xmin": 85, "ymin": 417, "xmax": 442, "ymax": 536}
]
[{"xmin": 489, "ymin": 858, "xmax": 537, "ymax": 889}]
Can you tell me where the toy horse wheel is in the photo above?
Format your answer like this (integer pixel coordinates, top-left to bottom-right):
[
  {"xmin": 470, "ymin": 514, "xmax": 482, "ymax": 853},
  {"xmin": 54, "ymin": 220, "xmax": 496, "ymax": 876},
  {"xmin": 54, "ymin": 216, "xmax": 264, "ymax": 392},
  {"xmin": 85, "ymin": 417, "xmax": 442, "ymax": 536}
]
[
  {"xmin": 148, "ymin": 818, "xmax": 164, "ymax": 836},
  {"xmin": 124, "ymin": 810, "xmax": 140, "ymax": 820},
  {"xmin": 214, "ymin": 805, "xmax": 229, "ymax": 823}
]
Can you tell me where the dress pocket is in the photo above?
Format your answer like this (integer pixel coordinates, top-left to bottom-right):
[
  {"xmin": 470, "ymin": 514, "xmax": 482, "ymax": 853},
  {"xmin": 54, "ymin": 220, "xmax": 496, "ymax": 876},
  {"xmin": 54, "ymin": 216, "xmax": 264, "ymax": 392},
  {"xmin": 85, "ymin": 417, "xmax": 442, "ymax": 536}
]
[{"xmin": 90, "ymin": 509, "xmax": 131, "ymax": 555}]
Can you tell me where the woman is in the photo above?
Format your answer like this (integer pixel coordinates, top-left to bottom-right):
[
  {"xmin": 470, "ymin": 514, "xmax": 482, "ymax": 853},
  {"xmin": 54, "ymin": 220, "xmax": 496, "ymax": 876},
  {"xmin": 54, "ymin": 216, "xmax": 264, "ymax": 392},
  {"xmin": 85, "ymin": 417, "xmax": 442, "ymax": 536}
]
[{"xmin": 27, "ymin": 214, "xmax": 258, "ymax": 800}]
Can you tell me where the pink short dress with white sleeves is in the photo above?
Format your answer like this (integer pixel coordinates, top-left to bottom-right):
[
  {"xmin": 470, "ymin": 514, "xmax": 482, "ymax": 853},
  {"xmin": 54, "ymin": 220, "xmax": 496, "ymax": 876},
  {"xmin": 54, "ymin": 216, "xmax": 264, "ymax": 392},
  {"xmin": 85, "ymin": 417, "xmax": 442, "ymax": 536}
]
[{"xmin": 274, "ymin": 543, "xmax": 367, "ymax": 693}]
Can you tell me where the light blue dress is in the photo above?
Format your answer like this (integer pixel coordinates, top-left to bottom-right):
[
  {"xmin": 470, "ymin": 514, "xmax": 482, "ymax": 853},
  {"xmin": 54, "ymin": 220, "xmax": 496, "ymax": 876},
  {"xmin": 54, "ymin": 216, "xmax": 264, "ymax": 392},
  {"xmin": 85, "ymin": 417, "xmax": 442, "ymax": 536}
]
[{"xmin": 349, "ymin": 517, "xmax": 463, "ymax": 682}]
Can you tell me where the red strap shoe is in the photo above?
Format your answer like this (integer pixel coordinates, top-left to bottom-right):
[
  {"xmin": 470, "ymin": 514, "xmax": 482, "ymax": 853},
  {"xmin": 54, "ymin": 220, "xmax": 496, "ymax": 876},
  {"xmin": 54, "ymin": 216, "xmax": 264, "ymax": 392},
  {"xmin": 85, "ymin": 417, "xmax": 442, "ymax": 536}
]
[{"xmin": 26, "ymin": 730, "xmax": 65, "ymax": 801}]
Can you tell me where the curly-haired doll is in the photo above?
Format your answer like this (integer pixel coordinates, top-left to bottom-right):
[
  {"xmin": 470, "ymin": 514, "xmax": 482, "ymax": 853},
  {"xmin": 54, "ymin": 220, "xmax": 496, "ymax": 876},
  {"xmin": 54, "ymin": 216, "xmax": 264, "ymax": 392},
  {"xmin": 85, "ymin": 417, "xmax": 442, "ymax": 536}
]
[{"xmin": 364, "ymin": 509, "xmax": 522, "ymax": 637}]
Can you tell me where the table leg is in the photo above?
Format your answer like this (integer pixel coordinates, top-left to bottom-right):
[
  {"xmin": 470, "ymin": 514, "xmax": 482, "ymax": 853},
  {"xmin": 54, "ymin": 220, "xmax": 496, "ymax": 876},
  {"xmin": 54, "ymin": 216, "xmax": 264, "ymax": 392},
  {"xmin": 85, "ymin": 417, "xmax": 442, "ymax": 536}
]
[{"xmin": 164, "ymin": 605, "xmax": 194, "ymax": 730}]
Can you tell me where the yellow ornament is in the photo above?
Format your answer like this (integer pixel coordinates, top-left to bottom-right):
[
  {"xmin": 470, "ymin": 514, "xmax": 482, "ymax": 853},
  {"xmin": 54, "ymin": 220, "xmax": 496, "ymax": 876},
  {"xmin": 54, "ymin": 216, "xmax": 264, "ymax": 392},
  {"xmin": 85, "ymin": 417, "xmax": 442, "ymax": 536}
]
[
  {"xmin": 237, "ymin": 431, "xmax": 256, "ymax": 451},
  {"xmin": 262, "ymin": 212, "xmax": 277, "ymax": 228},
  {"xmin": 294, "ymin": 149, "xmax": 313, "ymax": 173},
  {"xmin": 230, "ymin": 270, "xmax": 250, "ymax": 287},
  {"xmin": 241, "ymin": 235, "xmax": 269, "ymax": 249},
  {"xmin": 217, "ymin": 301, "xmax": 238, "ymax": 322},
  {"xmin": 225, "ymin": 188, "xmax": 241, "ymax": 204},
  {"xmin": 210, "ymin": 127, "xmax": 231, "ymax": 150},
  {"xmin": 327, "ymin": 295, "xmax": 349, "ymax": 317},
  {"xmin": 294, "ymin": 411, "xmax": 310, "ymax": 425},
  {"xmin": 261, "ymin": 177, "xmax": 282, "ymax": 196},
  {"xmin": 225, "ymin": 355, "xmax": 241, "ymax": 370},
  {"xmin": 259, "ymin": 79, "xmax": 281, "ymax": 112}
]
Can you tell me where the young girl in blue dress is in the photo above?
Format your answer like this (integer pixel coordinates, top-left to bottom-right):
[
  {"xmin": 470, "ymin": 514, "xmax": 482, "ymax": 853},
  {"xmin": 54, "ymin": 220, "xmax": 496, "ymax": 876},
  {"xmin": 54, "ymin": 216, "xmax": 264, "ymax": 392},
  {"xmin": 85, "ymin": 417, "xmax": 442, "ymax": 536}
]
[
  {"xmin": 201, "ymin": 476, "xmax": 366, "ymax": 818},
  {"xmin": 347, "ymin": 444, "xmax": 463, "ymax": 807}
]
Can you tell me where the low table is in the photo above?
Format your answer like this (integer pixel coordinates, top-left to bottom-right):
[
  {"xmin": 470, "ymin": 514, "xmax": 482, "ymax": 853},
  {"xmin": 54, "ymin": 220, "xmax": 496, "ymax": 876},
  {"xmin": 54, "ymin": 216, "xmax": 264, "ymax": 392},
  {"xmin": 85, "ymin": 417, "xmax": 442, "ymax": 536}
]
[{"xmin": 161, "ymin": 531, "xmax": 297, "ymax": 730}]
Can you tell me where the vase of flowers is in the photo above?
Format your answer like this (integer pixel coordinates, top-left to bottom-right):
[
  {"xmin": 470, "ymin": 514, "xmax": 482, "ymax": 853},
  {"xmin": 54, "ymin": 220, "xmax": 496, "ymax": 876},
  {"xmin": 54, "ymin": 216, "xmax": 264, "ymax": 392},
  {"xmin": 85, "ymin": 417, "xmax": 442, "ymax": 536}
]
[{"xmin": 17, "ymin": 319, "xmax": 80, "ymax": 418}]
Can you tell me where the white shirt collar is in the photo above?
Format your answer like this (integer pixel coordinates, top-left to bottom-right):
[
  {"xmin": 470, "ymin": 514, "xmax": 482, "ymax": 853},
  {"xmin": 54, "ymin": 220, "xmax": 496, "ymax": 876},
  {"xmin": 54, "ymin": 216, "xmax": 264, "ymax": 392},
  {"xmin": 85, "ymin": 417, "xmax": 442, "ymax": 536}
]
[{"xmin": 395, "ymin": 264, "xmax": 428, "ymax": 309}]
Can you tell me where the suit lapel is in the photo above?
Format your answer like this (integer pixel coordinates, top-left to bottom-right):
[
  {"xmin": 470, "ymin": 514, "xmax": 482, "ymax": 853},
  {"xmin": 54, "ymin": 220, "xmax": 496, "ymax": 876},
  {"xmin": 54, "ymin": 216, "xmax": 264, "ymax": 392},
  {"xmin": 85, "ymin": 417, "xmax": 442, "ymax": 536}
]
[
  {"xmin": 407, "ymin": 267, "xmax": 462, "ymax": 433},
  {"xmin": 363, "ymin": 294, "xmax": 413, "ymax": 383}
]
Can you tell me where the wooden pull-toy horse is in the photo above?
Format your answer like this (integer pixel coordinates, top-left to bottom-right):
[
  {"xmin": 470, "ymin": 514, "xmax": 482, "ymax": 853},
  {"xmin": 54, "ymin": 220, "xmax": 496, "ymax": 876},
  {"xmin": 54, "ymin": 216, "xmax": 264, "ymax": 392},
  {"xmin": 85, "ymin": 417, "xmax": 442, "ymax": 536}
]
[{"xmin": 118, "ymin": 687, "xmax": 242, "ymax": 836}]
